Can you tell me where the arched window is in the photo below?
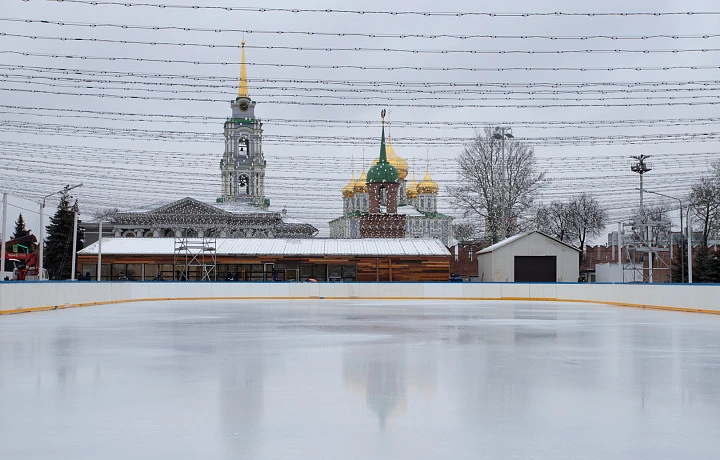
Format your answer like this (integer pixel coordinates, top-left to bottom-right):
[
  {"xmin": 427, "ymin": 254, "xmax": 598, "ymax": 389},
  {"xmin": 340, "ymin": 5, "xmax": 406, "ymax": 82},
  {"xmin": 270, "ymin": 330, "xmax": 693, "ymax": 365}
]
[
  {"xmin": 238, "ymin": 174, "xmax": 250, "ymax": 195},
  {"xmin": 238, "ymin": 136, "xmax": 250, "ymax": 157}
]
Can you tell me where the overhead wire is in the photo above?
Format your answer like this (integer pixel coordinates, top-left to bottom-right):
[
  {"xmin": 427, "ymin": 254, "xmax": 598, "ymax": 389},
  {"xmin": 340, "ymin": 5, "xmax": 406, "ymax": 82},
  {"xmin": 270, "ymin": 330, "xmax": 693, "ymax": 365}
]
[
  {"xmin": 41, "ymin": 2, "xmax": 720, "ymax": 18},
  {"xmin": 3, "ymin": 50, "xmax": 720, "ymax": 73},
  {"xmin": 5, "ymin": 72, "xmax": 720, "ymax": 98},
  {"xmin": 2, "ymin": 17, "xmax": 720, "ymax": 41},
  {"xmin": 3, "ymin": 102, "xmax": 720, "ymax": 127},
  {"xmin": 5, "ymin": 86, "xmax": 720, "ymax": 109},
  {"xmin": 7, "ymin": 32, "xmax": 720, "ymax": 56},
  {"xmin": 6, "ymin": 64, "xmax": 720, "ymax": 91}
]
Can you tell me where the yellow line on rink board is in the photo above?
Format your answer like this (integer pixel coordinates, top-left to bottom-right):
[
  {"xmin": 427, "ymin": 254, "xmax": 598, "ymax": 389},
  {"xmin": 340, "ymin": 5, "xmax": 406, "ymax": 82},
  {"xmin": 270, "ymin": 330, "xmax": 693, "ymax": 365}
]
[{"xmin": 1, "ymin": 295, "xmax": 718, "ymax": 316}]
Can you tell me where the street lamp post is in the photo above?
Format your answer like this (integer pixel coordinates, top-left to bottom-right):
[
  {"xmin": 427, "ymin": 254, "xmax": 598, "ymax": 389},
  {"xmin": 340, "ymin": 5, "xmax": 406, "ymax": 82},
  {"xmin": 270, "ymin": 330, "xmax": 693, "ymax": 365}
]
[
  {"xmin": 1, "ymin": 193, "xmax": 7, "ymax": 278},
  {"xmin": 687, "ymin": 207, "xmax": 694, "ymax": 284},
  {"xmin": 38, "ymin": 183, "xmax": 83, "ymax": 280},
  {"xmin": 492, "ymin": 126, "xmax": 513, "ymax": 241},
  {"xmin": 641, "ymin": 189, "xmax": 685, "ymax": 283}
]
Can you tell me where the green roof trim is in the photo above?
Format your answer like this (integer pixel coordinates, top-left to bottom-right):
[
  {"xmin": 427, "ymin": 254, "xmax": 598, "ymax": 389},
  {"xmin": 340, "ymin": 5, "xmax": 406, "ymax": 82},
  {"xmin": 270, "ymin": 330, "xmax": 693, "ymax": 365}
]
[{"xmin": 225, "ymin": 118, "xmax": 255, "ymax": 125}]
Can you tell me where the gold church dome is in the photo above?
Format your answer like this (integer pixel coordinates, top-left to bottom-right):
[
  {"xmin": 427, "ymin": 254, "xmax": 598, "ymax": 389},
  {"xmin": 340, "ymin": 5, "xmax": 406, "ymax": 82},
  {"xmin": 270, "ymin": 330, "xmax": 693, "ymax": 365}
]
[
  {"xmin": 372, "ymin": 134, "xmax": 408, "ymax": 181},
  {"xmin": 406, "ymin": 174, "xmax": 419, "ymax": 198},
  {"xmin": 353, "ymin": 170, "xmax": 368, "ymax": 193},
  {"xmin": 417, "ymin": 168, "xmax": 439, "ymax": 194},
  {"xmin": 342, "ymin": 173, "xmax": 356, "ymax": 197}
]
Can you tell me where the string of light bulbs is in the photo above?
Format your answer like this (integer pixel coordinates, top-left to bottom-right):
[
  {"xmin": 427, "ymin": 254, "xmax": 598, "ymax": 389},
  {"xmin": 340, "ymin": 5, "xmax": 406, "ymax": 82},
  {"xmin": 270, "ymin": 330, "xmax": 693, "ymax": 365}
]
[
  {"xmin": 2, "ymin": 17, "xmax": 719, "ymax": 41},
  {"xmin": 6, "ymin": 32, "xmax": 720, "ymax": 56},
  {"xmin": 4, "ymin": 50, "xmax": 720, "ymax": 72},
  {"xmin": 5, "ymin": 64, "xmax": 720, "ymax": 89},
  {"xmin": 41, "ymin": 2, "xmax": 720, "ymax": 18}
]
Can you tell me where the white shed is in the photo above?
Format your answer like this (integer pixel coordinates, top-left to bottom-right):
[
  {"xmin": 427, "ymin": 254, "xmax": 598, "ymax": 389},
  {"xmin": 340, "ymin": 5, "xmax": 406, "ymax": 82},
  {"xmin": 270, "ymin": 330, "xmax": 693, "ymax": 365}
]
[{"xmin": 477, "ymin": 231, "xmax": 580, "ymax": 282}]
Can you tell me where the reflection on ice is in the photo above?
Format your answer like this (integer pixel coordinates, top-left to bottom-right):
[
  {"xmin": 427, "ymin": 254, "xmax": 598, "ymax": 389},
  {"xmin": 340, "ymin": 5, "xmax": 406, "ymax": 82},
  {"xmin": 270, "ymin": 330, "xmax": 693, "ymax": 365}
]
[{"xmin": 1, "ymin": 300, "xmax": 720, "ymax": 459}]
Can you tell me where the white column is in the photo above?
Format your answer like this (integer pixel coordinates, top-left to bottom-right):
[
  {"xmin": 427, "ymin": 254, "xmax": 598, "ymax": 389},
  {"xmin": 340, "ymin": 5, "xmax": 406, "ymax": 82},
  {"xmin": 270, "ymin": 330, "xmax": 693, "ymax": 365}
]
[
  {"xmin": 97, "ymin": 220, "xmax": 103, "ymax": 281},
  {"xmin": 38, "ymin": 202, "xmax": 45, "ymax": 279},
  {"xmin": 1, "ymin": 193, "xmax": 7, "ymax": 278},
  {"xmin": 688, "ymin": 213, "xmax": 693, "ymax": 284},
  {"xmin": 71, "ymin": 211, "xmax": 78, "ymax": 280}
]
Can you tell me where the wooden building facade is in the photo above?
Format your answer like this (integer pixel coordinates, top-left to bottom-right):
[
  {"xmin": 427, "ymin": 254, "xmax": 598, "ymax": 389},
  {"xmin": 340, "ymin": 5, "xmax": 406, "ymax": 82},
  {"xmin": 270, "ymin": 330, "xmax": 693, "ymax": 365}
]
[{"xmin": 77, "ymin": 238, "xmax": 450, "ymax": 282}]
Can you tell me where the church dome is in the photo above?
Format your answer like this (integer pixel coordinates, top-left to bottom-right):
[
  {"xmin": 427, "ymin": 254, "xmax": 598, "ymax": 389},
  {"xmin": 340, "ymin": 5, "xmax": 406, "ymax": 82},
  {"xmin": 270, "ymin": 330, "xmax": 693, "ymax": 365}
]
[
  {"xmin": 342, "ymin": 173, "xmax": 356, "ymax": 197},
  {"xmin": 417, "ymin": 169, "xmax": 439, "ymax": 194},
  {"xmin": 353, "ymin": 170, "xmax": 368, "ymax": 193},
  {"xmin": 367, "ymin": 161, "xmax": 399, "ymax": 184},
  {"xmin": 367, "ymin": 122, "xmax": 399, "ymax": 184},
  {"xmin": 372, "ymin": 134, "xmax": 408, "ymax": 181},
  {"xmin": 406, "ymin": 174, "xmax": 419, "ymax": 198}
]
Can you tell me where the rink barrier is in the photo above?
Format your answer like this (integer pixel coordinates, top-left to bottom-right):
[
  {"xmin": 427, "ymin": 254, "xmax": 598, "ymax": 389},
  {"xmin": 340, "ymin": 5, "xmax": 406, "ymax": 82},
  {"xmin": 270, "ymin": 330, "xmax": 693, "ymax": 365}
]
[{"xmin": 1, "ymin": 282, "xmax": 719, "ymax": 315}]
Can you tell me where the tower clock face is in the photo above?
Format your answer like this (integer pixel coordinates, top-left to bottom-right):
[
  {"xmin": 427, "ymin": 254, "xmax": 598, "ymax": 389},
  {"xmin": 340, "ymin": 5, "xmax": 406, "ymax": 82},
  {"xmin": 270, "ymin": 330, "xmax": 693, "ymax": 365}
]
[
  {"xmin": 238, "ymin": 174, "xmax": 249, "ymax": 186},
  {"xmin": 239, "ymin": 101, "xmax": 249, "ymax": 112}
]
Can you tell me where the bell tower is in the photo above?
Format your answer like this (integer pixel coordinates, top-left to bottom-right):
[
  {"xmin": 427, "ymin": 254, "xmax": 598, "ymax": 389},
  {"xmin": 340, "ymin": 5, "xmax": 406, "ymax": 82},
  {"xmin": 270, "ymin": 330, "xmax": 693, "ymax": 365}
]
[{"xmin": 219, "ymin": 41, "xmax": 267, "ymax": 207}]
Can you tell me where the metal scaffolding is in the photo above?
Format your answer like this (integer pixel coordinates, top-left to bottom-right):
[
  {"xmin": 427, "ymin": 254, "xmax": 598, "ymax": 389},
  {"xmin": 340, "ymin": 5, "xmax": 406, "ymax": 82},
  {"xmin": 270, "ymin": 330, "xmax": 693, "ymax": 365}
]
[
  {"xmin": 173, "ymin": 232, "xmax": 217, "ymax": 281},
  {"xmin": 621, "ymin": 220, "xmax": 671, "ymax": 283}
]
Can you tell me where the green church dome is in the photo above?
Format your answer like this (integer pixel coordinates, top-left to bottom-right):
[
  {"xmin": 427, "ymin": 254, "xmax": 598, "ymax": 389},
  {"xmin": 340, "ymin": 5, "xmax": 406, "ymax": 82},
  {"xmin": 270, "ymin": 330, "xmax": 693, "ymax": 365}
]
[{"xmin": 366, "ymin": 122, "xmax": 399, "ymax": 184}]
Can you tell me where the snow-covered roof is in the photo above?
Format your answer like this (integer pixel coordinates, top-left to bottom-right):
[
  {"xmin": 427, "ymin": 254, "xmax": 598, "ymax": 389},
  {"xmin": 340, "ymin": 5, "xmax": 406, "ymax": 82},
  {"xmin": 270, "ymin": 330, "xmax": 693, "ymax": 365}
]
[
  {"xmin": 478, "ymin": 231, "xmax": 580, "ymax": 254},
  {"xmin": 396, "ymin": 206, "xmax": 425, "ymax": 217},
  {"xmin": 79, "ymin": 238, "xmax": 451, "ymax": 257}
]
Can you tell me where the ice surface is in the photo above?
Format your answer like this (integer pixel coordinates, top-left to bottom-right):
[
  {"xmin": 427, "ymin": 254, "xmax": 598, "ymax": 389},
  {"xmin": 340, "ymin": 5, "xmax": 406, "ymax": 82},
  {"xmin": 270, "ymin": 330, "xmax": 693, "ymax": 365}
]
[{"xmin": 2, "ymin": 300, "xmax": 720, "ymax": 459}]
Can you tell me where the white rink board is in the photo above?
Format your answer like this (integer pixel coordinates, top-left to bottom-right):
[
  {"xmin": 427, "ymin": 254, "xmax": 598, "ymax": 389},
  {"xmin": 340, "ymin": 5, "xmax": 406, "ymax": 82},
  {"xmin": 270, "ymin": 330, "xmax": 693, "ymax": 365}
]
[{"xmin": 1, "ymin": 281, "xmax": 719, "ymax": 313}]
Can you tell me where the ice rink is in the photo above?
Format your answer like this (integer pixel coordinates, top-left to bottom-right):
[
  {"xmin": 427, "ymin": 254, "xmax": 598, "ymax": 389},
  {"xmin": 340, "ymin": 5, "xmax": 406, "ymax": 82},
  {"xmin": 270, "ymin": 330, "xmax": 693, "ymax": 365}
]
[{"xmin": 2, "ymin": 299, "xmax": 720, "ymax": 459}]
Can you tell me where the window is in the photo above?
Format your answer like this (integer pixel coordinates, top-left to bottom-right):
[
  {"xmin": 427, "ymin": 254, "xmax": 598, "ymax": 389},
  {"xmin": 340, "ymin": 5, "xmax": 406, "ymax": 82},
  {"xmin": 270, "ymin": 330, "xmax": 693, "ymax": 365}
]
[
  {"xmin": 469, "ymin": 249, "xmax": 473, "ymax": 262},
  {"xmin": 238, "ymin": 136, "xmax": 249, "ymax": 156}
]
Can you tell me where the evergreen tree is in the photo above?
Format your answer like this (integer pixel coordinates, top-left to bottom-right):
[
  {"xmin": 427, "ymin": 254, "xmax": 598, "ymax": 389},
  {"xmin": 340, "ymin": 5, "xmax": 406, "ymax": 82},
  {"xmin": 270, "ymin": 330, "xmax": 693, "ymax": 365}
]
[
  {"xmin": 670, "ymin": 244, "xmax": 688, "ymax": 283},
  {"xmin": 44, "ymin": 192, "xmax": 84, "ymax": 280},
  {"xmin": 11, "ymin": 213, "xmax": 33, "ymax": 249},
  {"xmin": 692, "ymin": 245, "xmax": 713, "ymax": 283}
]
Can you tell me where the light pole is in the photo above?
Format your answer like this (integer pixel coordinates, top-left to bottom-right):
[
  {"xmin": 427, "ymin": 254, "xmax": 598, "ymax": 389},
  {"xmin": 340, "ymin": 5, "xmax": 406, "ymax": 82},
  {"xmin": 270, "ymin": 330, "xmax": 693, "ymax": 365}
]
[
  {"xmin": 39, "ymin": 183, "xmax": 83, "ymax": 280},
  {"xmin": 492, "ymin": 126, "xmax": 513, "ymax": 240},
  {"xmin": 687, "ymin": 206, "xmax": 694, "ymax": 284},
  {"xmin": 631, "ymin": 155, "xmax": 652, "ymax": 210},
  {"xmin": 642, "ymin": 188, "xmax": 685, "ymax": 283},
  {"xmin": 1, "ymin": 193, "xmax": 7, "ymax": 278}
]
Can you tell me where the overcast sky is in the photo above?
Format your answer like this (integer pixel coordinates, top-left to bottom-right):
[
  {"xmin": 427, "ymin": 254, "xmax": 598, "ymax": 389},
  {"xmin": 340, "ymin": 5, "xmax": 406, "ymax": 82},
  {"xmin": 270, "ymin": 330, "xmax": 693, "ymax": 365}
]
[{"xmin": 1, "ymin": 0, "xmax": 719, "ymax": 240}]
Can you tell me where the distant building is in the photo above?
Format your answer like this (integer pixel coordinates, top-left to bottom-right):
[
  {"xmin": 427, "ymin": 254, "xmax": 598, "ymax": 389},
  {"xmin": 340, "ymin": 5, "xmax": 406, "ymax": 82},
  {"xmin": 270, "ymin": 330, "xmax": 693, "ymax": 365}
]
[
  {"xmin": 449, "ymin": 241, "xmax": 488, "ymax": 281},
  {"xmin": 85, "ymin": 41, "xmax": 315, "ymax": 241},
  {"xmin": 329, "ymin": 114, "xmax": 452, "ymax": 246},
  {"xmin": 477, "ymin": 231, "xmax": 580, "ymax": 282},
  {"xmin": 88, "ymin": 197, "xmax": 316, "ymax": 240}
]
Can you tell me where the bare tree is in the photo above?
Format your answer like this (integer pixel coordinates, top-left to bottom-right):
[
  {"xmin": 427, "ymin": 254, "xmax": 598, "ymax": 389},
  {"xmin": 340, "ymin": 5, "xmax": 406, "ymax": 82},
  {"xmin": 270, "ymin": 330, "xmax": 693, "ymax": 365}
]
[
  {"xmin": 535, "ymin": 193, "xmax": 606, "ymax": 259},
  {"xmin": 535, "ymin": 201, "xmax": 575, "ymax": 243},
  {"xmin": 92, "ymin": 207, "xmax": 119, "ymax": 221},
  {"xmin": 452, "ymin": 127, "xmax": 546, "ymax": 244},
  {"xmin": 568, "ymin": 193, "xmax": 607, "ymax": 258},
  {"xmin": 688, "ymin": 175, "xmax": 720, "ymax": 247},
  {"xmin": 452, "ymin": 221, "xmax": 477, "ymax": 243}
]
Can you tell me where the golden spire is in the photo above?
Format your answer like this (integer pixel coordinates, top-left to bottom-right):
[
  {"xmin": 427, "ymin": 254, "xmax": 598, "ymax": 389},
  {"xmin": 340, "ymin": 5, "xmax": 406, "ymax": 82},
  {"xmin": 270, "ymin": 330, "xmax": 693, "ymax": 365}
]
[
  {"xmin": 238, "ymin": 40, "xmax": 248, "ymax": 98},
  {"xmin": 417, "ymin": 153, "xmax": 439, "ymax": 194},
  {"xmin": 354, "ymin": 149, "xmax": 368, "ymax": 193},
  {"xmin": 343, "ymin": 155, "xmax": 356, "ymax": 197},
  {"xmin": 343, "ymin": 172, "xmax": 356, "ymax": 197},
  {"xmin": 406, "ymin": 171, "xmax": 418, "ymax": 198}
]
